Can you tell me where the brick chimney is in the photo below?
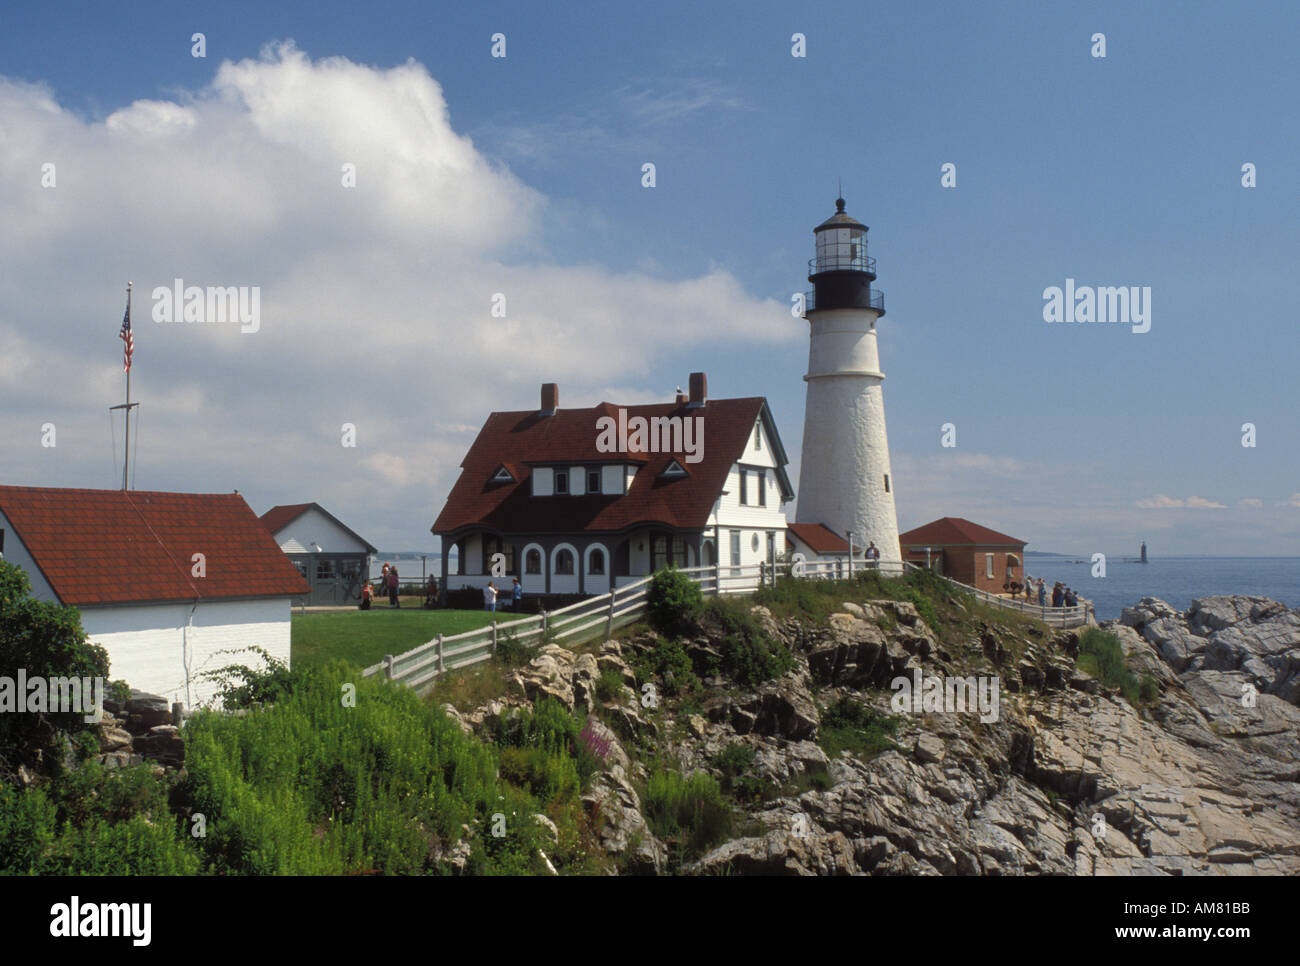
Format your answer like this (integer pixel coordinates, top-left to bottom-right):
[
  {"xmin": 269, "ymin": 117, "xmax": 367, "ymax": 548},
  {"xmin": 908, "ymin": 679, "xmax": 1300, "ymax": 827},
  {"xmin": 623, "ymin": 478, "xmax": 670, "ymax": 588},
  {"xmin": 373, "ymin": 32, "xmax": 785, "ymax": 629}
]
[
  {"xmin": 540, "ymin": 383, "xmax": 558, "ymax": 415},
  {"xmin": 687, "ymin": 371, "xmax": 707, "ymax": 408}
]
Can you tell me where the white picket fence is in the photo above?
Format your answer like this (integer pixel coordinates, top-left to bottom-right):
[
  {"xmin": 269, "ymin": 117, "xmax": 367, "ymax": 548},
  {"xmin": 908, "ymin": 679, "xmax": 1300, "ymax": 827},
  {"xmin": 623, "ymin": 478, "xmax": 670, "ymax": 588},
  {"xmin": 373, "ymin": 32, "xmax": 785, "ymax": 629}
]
[
  {"xmin": 902, "ymin": 562, "xmax": 1093, "ymax": 628},
  {"xmin": 359, "ymin": 556, "xmax": 1085, "ymax": 693}
]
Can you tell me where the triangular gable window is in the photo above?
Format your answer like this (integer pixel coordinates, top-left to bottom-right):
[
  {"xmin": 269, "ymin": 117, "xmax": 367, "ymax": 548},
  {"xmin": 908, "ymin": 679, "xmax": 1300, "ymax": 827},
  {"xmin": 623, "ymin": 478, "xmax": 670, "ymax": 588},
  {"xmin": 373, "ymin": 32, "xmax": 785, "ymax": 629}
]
[
  {"xmin": 491, "ymin": 465, "xmax": 514, "ymax": 483},
  {"xmin": 660, "ymin": 459, "xmax": 688, "ymax": 478}
]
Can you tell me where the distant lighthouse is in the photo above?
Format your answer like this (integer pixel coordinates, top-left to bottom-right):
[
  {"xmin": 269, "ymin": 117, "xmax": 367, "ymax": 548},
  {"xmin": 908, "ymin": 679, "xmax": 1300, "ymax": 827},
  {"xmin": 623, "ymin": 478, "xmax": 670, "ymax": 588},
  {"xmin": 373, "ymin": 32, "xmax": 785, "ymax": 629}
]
[{"xmin": 795, "ymin": 198, "xmax": 901, "ymax": 567}]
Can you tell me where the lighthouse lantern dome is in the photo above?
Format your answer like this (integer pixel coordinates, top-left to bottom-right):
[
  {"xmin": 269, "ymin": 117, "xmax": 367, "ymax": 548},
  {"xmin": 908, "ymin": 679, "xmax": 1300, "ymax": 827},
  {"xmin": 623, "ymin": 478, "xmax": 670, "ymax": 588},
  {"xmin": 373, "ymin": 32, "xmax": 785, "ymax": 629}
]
[{"xmin": 812, "ymin": 197, "xmax": 873, "ymax": 276}]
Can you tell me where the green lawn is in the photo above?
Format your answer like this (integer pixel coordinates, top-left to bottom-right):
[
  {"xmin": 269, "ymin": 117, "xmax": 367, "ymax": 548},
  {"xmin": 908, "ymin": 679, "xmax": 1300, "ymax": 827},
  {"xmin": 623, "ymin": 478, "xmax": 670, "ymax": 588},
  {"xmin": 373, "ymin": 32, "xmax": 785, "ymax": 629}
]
[{"xmin": 291, "ymin": 607, "xmax": 530, "ymax": 671}]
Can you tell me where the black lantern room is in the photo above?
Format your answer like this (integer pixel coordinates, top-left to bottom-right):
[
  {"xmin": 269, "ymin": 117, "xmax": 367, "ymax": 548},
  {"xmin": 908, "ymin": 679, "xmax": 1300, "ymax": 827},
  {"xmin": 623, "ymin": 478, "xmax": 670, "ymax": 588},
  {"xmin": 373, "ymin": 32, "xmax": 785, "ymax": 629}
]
[{"xmin": 805, "ymin": 198, "xmax": 885, "ymax": 316}]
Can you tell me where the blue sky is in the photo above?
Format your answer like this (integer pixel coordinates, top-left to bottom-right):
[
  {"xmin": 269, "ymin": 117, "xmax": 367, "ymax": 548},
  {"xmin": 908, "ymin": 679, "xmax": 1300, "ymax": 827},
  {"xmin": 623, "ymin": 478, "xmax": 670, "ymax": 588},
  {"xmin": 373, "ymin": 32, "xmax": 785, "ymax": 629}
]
[{"xmin": 1, "ymin": 0, "xmax": 1297, "ymax": 555}]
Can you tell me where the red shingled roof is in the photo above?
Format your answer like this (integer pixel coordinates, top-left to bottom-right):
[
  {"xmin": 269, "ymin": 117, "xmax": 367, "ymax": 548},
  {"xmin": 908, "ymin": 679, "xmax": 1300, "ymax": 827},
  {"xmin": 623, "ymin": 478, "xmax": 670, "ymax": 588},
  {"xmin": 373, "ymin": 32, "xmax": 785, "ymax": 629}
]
[
  {"xmin": 258, "ymin": 503, "xmax": 315, "ymax": 536},
  {"xmin": 259, "ymin": 502, "xmax": 377, "ymax": 553},
  {"xmin": 0, "ymin": 486, "xmax": 310, "ymax": 606},
  {"xmin": 786, "ymin": 523, "xmax": 849, "ymax": 553},
  {"xmin": 899, "ymin": 517, "xmax": 1026, "ymax": 547},
  {"xmin": 433, "ymin": 397, "xmax": 791, "ymax": 535}
]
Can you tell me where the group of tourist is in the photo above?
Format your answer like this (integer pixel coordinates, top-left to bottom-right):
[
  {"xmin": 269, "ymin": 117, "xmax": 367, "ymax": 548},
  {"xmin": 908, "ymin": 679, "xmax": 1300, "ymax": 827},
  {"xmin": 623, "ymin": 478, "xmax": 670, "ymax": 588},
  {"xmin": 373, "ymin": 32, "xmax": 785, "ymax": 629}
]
[
  {"xmin": 1010, "ymin": 575, "xmax": 1080, "ymax": 609},
  {"xmin": 359, "ymin": 563, "xmax": 441, "ymax": 610},
  {"xmin": 482, "ymin": 578, "xmax": 524, "ymax": 613}
]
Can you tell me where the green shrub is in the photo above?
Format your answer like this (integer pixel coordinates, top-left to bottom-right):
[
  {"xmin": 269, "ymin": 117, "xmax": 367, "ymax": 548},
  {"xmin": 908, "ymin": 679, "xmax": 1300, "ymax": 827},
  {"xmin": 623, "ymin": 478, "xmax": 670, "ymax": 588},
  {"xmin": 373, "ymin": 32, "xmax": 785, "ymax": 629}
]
[
  {"xmin": 643, "ymin": 768, "xmax": 731, "ymax": 861},
  {"xmin": 0, "ymin": 768, "xmax": 199, "ymax": 875},
  {"xmin": 632, "ymin": 638, "xmax": 699, "ymax": 697},
  {"xmin": 1078, "ymin": 628, "xmax": 1158, "ymax": 706},
  {"xmin": 492, "ymin": 697, "xmax": 602, "ymax": 790},
  {"xmin": 594, "ymin": 667, "xmax": 625, "ymax": 703},
  {"xmin": 712, "ymin": 743, "xmax": 766, "ymax": 803},
  {"xmin": 901, "ymin": 589, "xmax": 941, "ymax": 631},
  {"xmin": 697, "ymin": 597, "xmax": 793, "ymax": 687},
  {"xmin": 201, "ymin": 645, "xmax": 296, "ymax": 710},
  {"xmin": 495, "ymin": 631, "xmax": 533, "ymax": 668},
  {"xmin": 178, "ymin": 661, "xmax": 529, "ymax": 874},
  {"xmin": 646, "ymin": 566, "xmax": 702, "ymax": 638},
  {"xmin": 818, "ymin": 697, "xmax": 900, "ymax": 759},
  {"xmin": 0, "ymin": 561, "xmax": 111, "ymax": 779}
]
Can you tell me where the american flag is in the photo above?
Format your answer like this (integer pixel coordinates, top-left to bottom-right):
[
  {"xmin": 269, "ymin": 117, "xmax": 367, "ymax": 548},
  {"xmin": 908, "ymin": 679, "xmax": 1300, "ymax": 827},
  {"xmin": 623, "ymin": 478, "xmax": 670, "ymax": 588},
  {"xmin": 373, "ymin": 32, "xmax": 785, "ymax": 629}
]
[{"xmin": 119, "ymin": 294, "xmax": 133, "ymax": 372}]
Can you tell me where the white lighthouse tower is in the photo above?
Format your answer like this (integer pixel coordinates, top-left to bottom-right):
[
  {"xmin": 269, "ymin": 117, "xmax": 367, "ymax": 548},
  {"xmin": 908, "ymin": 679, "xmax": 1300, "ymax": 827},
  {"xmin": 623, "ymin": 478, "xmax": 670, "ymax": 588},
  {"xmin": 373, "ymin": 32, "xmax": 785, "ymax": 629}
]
[{"xmin": 795, "ymin": 197, "xmax": 901, "ymax": 568}]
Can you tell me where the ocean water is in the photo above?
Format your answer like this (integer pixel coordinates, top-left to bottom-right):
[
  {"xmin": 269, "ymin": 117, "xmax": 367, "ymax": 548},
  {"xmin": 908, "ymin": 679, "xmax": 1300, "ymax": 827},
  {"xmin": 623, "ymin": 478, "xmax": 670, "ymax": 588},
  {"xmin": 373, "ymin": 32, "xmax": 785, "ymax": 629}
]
[{"xmin": 1022, "ymin": 554, "xmax": 1300, "ymax": 621}]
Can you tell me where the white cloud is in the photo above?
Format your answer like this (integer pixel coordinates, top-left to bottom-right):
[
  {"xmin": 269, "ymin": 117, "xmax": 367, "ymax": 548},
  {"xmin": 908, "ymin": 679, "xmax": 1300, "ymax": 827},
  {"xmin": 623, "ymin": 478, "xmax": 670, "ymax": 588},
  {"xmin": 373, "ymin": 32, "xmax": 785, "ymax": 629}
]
[
  {"xmin": 1135, "ymin": 494, "xmax": 1227, "ymax": 509},
  {"xmin": 0, "ymin": 44, "xmax": 793, "ymax": 545},
  {"xmin": 1239, "ymin": 497, "xmax": 1264, "ymax": 508}
]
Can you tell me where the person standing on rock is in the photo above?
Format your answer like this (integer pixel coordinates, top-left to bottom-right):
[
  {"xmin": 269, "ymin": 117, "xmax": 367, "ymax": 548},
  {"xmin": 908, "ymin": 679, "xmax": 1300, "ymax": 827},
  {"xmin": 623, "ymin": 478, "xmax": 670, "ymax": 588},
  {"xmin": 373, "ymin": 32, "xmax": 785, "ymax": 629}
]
[
  {"xmin": 1052, "ymin": 582, "xmax": 1064, "ymax": 608},
  {"xmin": 1037, "ymin": 578, "xmax": 1047, "ymax": 607}
]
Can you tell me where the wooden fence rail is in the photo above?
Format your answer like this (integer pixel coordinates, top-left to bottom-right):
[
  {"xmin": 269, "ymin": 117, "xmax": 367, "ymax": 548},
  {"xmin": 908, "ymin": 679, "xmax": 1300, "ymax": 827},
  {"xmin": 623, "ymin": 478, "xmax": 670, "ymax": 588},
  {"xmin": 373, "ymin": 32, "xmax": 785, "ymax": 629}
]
[{"xmin": 361, "ymin": 556, "xmax": 1088, "ymax": 693}]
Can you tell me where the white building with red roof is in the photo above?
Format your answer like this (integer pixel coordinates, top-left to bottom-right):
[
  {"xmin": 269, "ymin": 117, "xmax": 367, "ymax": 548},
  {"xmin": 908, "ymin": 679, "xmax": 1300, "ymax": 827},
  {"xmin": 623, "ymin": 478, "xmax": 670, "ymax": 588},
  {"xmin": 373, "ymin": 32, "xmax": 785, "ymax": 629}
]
[
  {"xmin": 0, "ymin": 486, "xmax": 309, "ymax": 708},
  {"xmin": 260, "ymin": 502, "xmax": 376, "ymax": 604},
  {"xmin": 432, "ymin": 373, "xmax": 794, "ymax": 598}
]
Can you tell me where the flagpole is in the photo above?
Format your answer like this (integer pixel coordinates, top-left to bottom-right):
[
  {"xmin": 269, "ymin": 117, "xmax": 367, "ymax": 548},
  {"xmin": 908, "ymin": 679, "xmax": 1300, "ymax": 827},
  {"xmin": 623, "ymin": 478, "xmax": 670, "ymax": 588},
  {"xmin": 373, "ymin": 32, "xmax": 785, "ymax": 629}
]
[
  {"xmin": 110, "ymin": 283, "xmax": 138, "ymax": 490},
  {"xmin": 123, "ymin": 282, "xmax": 131, "ymax": 490}
]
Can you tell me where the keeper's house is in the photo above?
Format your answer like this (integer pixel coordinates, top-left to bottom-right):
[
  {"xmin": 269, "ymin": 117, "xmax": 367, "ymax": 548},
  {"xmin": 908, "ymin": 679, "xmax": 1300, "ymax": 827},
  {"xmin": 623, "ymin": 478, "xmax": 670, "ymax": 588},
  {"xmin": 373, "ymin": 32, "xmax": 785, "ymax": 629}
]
[
  {"xmin": 260, "ymin": 502, "xmax": 376, "ymax": 604},
  {"xmin": 0, "ymin": 486, "xmax": 308, "ymax": 708},
  {"xmin": 432, "ymin": 373, "xmax": 794, "ymax": 597},
  {"xmin": 899, "ymin": 516, "xmax": 1027, "ymax": 594}
]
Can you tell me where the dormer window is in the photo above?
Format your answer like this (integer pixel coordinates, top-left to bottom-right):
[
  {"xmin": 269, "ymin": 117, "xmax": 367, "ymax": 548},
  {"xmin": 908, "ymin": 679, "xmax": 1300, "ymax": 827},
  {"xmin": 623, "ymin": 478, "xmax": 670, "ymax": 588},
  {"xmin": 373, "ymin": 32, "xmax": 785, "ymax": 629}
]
[
  {"xmin": 587, "ymin": 469, "xmax": 601, "ymax": 493},
  {"xmin": 491, "ymin": 465, "xmax": 514, "ymax": 483},
  {"xmin": 661, "ymin": 459, "xmax": 688, "ymax": 478},
  {"xmin": 555, "ymin": 470, "xmax": 569, "ymax": 495}
]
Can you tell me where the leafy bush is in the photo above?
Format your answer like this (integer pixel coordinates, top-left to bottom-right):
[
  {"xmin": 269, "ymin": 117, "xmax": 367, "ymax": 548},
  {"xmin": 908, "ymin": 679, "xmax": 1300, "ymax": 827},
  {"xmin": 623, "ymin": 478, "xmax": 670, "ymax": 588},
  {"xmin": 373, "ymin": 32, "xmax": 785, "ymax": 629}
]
[
  {"xmin": 0, "ymin": 767, "xmax": 199, "ymax": 875},
  {"xmin": 818, "ymin": 697, "xmax": 900, "ymax": 759},
  {"xmin": 901, "ymin": 589, "xmax": 941, "ymax": 632},
  {"xmin": 632, "ymin": 637, "xmax": 698, "ymax": 697},
  {"xmin": 201, "ymin": 645, "xmax": 296, "ymax": 710},
  {"xmin": 643, "ymin": 768, "xmax": 731, "ymax": 861},
  {"xmin": 1078, "ymin": 628, "xmax": 1158, "ymax": 706},
  {"xmin": 712, "ymin": 742, "xmax": 766, "ymax": 803},
  {"xmin": 646, "ymin": 566, "xmax": 702, "ymax": 638},
  {"xmin": 0, "ymin": 561, "xmax": 111, "ymax": 779},
  {"xmin": 697, "ymin": 597, "xmax": 793, "ymax": 687},
  {"xmin": 495, "ymin": 631, "xmax": 533, "ymax": 668},
  {"xmin": 594, "ymin": 666, "xmax": 625, "ymax": 703},
  {"xmin": 493, "ymin": 696, "xmax": 602, "ymax": 789}
]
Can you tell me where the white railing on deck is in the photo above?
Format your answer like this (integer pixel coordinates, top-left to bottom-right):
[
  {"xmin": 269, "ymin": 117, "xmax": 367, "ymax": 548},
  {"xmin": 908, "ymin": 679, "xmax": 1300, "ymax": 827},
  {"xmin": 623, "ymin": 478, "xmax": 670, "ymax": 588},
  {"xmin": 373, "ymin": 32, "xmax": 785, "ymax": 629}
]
[{"xmin": 902, "ymin": 562, "xmax": 1092, "ymax": 628}]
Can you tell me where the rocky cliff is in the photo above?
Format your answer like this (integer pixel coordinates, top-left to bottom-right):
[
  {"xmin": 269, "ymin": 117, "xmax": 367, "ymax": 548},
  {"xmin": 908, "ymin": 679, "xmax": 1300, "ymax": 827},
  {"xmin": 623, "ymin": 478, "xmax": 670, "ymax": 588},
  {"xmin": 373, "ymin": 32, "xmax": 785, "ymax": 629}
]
[{"xmin": 443, "ymin": 593, "xmax": 1300, "ymax": 875}]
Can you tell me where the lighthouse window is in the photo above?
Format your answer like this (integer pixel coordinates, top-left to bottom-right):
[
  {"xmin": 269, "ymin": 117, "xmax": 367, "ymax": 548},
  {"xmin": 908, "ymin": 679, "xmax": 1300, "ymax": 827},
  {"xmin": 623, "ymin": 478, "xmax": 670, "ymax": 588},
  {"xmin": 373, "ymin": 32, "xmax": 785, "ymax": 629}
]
[{"xmin": 884, "ymin": 474, "xmax": 890, "ymax": 493}]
